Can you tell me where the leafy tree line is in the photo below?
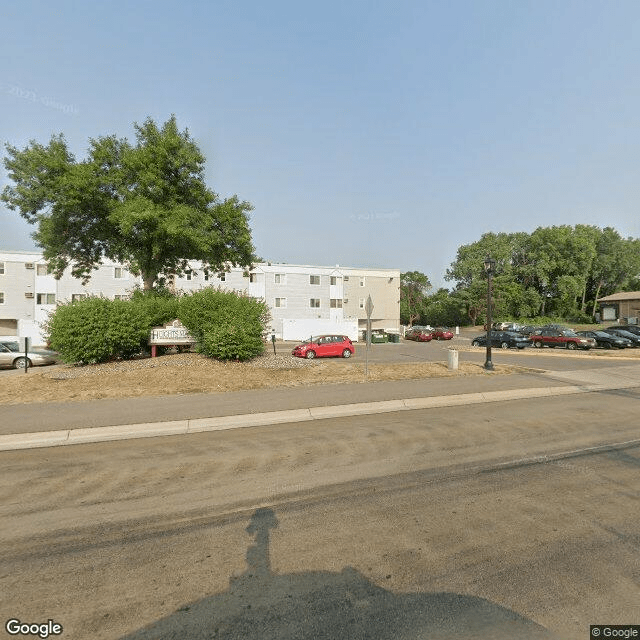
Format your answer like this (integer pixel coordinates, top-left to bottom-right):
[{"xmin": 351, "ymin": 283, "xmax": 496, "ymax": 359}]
[{"xmin": 402, "ymin": 225, "xmax": 640, "ymax": 327}]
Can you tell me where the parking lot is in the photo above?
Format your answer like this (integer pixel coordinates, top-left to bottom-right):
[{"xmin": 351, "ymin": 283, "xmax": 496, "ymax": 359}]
[{"xmin": 274, "ymin": 328, "xmax": 640, "ymax": 372}]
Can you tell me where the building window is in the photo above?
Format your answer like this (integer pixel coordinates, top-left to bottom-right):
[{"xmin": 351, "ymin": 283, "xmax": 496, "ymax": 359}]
[
  {"xmin": 359, "ymin": 277, "xmax": 365, "ymax": 287},
  {"xmin": 344, "ymin": 276, "xmax": 349, "ymax": 281},
  {"xmin": 219, "ymin": 273, "xmax": 226, "ymax": 282},
  {"xmin": 0, "ymin": 262, "xmax": 4, "ymax": 275},
  {"xmin": 274, "ymin": 297, "xmax": 287, "ymax": 308},
  {"xmin": 114, "ymin": 267, "xmax": 124, "ymax": 279},
  {"xmin": 249, "ymin": 273, "xmax": 258, "ymax": 283},
  {"xmin": 274, "ymin": 273, "xmax": 286, "ymax": 284},
  {"xmin": 36, "ymin": 264, "xmax": 50, "ymax": 276},
  {"xmin": 204, "ymin": 273, "xmax": 209, "ymax": 281},
  {"xmin": 36, "ymin": 293, "xmax": 56, "ymax": 305},
  {"xmin": 185, "ymin": 270, "xmax": 192, "ymax": 281},
  {"xmin": 310, "ymin": 298, "xmax": 320, "ymax": 308},
  {"xmin": 0, "ymin": 292, "xmax": 4, "ymax": 304},
  {"xmin": 309, "ymin": 275, "xmax": 320, "ymax": 285},
  {"xmin": 359, "ymin": 298, "xmax": 365, "ymax": 309},
  {"xmin": 331, "ymin": 276, "xmax": 341, "ymax": 286},
  {"xmin": 330, "ymin": 299, "xmax": 342, "ymax": 308},
  {"xmin": 71, "ymin": 294, "xmax": 87, "ymax": 302}
]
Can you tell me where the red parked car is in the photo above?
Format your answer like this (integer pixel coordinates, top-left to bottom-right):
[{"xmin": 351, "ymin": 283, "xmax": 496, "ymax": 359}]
[
  {"xmin": 530, "ymin": 328, "xmax": 595, "ymax": 350},
  {"xmin": 405, "ymin": 328, "xmax": 433, "ymax": 342},
  {"xmin": 292, "ymin": 335, "xmax": 355, "ymax": 359},
  {"xmin": 431, "ymin": 327, "xmax": 454, "ymax": 340}
]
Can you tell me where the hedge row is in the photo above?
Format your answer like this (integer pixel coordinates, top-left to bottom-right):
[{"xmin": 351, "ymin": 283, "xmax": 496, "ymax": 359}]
[{"xmin": 44, "ymin": 288, "xmax": 271, "ymax": 365}]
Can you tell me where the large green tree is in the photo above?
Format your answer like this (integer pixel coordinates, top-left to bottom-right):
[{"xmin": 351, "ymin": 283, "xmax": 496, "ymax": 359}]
[
  {"xmin": 400, "ymin": 271, "xmax": 432, "ymax": 326},
  {"xmin": 2, "ymin": 116, "xmax": 255, "ymax": 290}
]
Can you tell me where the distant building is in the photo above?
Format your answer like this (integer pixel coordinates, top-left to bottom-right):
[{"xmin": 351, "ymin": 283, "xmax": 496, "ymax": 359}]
[
  {"xmin": 597, "ymin": 291, "xmax": 640, "ymax": 323},
  {"xmin": 0, "ymin": 250, "xmax": 400, "ymax": 344}
]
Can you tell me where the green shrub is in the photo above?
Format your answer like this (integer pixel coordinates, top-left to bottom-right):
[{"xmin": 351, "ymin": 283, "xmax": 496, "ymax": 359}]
[
  {"xmin": 45, "ymin": 296, "xmax": 149, "ymax": 364},
  {"xmin": 200, "ymin": 323, "xmax": 265, "ymax": 360},
  {"xmin": 128, "ymin": 288, "xmax": 181, "ymax": 349},
  {"xmin": 178, "ymin": 287, "xmax": 270, "ymax": 361},
  {"xmin": 567, "ymin": 311, "xmax": 594, "ymax": 324}
]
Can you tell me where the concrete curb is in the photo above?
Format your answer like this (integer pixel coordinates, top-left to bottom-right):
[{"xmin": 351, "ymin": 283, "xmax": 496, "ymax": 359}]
[{"xmin": 1, "ymin": 380, "xmax": 633, "ymax": 452}]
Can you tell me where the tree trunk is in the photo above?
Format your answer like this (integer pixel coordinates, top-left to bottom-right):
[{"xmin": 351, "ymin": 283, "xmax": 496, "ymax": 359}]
[
  {"xmin": 142, "ymin": 274, "xmax": 155, "ymax": 291},
  {"xmin": 591, "ymin": 280, "xmax": 603, "ymax": 318}
]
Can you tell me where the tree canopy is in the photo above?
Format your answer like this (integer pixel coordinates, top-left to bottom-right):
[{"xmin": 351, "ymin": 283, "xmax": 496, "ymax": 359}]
[
  {"xmin": 402, "ymin": 225, "xmax": 640, "ymax": 328},
  {"xmin": 2, "ymin": 116, "xmax": 256, "ymax": 290},
  {"xmin": 445, "ymin": 225, "xmax": 640, "ymax": 323}
]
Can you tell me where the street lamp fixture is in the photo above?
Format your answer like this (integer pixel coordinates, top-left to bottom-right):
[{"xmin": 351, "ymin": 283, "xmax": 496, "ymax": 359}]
[{"xmin": 483, "ymin": 255, "xmax": 497, "ymax": 371}]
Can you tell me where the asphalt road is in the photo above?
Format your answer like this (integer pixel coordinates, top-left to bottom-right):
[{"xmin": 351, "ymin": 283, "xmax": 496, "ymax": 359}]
[{"xmin": 2, "ymin": 388, "xmax": 639, "ymax": 639}]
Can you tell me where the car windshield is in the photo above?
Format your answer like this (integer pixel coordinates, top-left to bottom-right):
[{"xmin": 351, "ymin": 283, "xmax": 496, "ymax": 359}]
[
  {"xmin": 1, "ymin": 341, "xmax": 20, "ymax": 352},
  {"xmin": 560, "ymin": 330, "xmax": 578, "ymax": 337}
]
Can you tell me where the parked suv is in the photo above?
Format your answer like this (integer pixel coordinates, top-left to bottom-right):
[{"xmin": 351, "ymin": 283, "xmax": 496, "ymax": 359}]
[{"xmin": 530, "ymin": 328, "xmax": 595, "ymax": 350}]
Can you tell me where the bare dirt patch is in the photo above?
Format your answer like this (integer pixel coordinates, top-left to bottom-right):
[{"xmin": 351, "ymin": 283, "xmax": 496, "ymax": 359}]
[{"xmin": 0, "ymin": 352, "xmax": 521, "ymax": 406}]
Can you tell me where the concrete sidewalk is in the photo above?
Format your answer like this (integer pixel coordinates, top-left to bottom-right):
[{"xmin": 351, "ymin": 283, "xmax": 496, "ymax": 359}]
[{"xmin": 2, "ymin": 364, "xmax": 640, "ymax": 452}]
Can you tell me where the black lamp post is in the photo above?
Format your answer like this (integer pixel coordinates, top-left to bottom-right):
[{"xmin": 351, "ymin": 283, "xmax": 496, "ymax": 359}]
[{"xmin": 483, "ymin": 255, "xmax": 496, "ymax": 371}]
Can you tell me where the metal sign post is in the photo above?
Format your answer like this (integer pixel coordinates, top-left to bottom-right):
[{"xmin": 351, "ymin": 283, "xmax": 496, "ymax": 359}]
[
  {"xmin": 365, "ymin": 295, "xmax": 374, "ymax": 378},
  {"xmin": 21, "ymin": 337, "xmax": 30, "ymax": 373}
]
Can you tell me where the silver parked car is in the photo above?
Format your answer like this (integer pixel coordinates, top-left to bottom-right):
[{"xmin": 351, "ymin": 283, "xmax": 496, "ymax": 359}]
[{"xmin": 0, "ymin": 340, "xmax": 58, "ymax": 369}]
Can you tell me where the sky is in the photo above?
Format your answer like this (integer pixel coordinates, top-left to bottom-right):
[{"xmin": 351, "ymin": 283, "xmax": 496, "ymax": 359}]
[{"xmin": 1, "ymin": 0, "xmax": 639, "ymax": 289}]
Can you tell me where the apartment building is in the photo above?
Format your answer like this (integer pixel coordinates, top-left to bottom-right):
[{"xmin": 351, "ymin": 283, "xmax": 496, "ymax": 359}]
[{"xmin": 0, "ymin": 250, "xmax": 400, "ymax": 343}]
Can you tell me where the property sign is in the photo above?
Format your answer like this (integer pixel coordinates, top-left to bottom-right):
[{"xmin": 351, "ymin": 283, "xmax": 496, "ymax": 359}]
[{"xmin": 149, "ymin": 320, "xmax": 195, "ymax": 345}]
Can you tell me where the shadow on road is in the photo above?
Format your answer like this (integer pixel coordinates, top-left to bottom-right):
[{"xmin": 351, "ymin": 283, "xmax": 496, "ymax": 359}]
[{"xmin": 121, "ymin": 507, "xmax": 556, "ymax": 640}]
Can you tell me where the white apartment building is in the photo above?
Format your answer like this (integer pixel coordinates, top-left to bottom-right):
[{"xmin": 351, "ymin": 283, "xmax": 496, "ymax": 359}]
[{"xmin": 0, "ymin": 250, "xmax": 400, "ymax": 344}]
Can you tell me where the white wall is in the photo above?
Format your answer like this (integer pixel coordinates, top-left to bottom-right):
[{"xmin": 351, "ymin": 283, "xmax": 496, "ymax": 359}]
[{"xmin": 282, "ymin": 318, "xmax": 358, "ymax": 342}]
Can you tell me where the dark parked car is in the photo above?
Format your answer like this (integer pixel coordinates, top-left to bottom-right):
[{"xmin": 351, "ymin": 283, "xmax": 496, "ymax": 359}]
[
  {"xmin": 601, "ymin": 328, "xmax": 640, "ymax": 347},
  {"xmin": 609, "ymin": 324, "xmax": 640, "ymax": 337},
  {"xmin": 472, "ymin": 331, "xmax": 531, "ymax": 350},
  {"xmin": 530, "ymin": 328, "xmax": 596, "ymax": 350},
  {"xmin": 405, "ymin": 328, "xmax": 433, "ymax": 342},
  {"xmin": 576, "ymin": 330, "xmax": 631, "ymax": 349}
]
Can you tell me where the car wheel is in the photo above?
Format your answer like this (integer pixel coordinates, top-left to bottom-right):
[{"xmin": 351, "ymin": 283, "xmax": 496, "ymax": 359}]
[
  {"xmin": 305, "ymin": 350, "xmax": 316, "ymax": 359},
  {"xmin": 500, "ymin": 342, "xmax": 509, "ymax": 349},
  {"xmin": 533, "ymin": 341, "xmax": 543, "ymax": 348},
  {"xmin": 567, "ymin": 342, "xmax": 577, "ymax": 350},
  {"xmin": 472, "ymin": 340, "xmax": 480, "ymax": 347},
  {"xmin": 342, "ymin": 349, "xmax": 352, "ymax": 358},
  {"xmin": 13, "ymin": 357, "xmax": 31, "ymax": 369}
]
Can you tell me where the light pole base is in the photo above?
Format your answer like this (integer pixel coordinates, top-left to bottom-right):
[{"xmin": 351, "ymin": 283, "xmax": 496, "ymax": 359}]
[{"xmin": 484, "ymin": 360, "xmax": 494, "ymax": 371}]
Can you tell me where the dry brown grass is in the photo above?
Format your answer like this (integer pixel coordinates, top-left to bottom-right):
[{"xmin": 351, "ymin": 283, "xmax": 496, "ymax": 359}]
[{"xmin": 0, "ymin": 352, "xmax": 521, "ymax": 406}]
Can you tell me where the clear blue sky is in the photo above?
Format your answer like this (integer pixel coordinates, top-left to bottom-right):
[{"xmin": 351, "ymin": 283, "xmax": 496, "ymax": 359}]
[{"xmin": 2, "ymin": 0, "xmax": 639, "ymax": 288}]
